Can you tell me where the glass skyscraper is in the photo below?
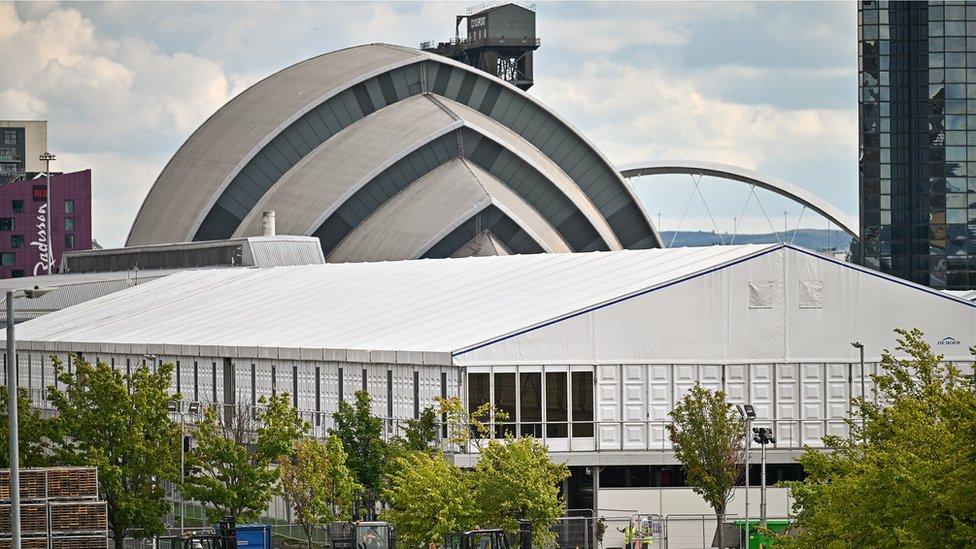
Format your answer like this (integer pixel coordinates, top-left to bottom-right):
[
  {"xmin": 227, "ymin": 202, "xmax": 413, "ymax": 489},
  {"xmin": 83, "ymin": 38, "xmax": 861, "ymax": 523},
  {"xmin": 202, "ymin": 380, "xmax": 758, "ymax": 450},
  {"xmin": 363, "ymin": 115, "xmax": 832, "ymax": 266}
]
[{"xmin": 859, "ymin": 1, "xmax": 976, "ymax": 289}]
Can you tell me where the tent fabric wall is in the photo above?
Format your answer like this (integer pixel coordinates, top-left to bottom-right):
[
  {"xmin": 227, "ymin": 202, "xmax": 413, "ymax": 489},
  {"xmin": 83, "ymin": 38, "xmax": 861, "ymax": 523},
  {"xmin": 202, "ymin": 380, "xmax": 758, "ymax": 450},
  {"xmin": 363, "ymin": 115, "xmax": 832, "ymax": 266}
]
[{"xmin": 454, "ymin": 246, "xmax": 976, "ymax": 365}]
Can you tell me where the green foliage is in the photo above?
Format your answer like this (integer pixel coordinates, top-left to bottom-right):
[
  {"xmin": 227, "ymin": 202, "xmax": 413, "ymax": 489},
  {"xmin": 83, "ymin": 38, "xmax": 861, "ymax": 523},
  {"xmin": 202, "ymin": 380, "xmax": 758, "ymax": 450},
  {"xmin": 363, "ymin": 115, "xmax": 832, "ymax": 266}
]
[
  {"xmin": 183, "ymin": 393, "xmax": 308, "ymax": 523},
  {"xmin": 469, "ymin": 437, "xmax": 570, "ymax": 545},
  {"xmin": 0, "ymin": 386, "xmax": 51, "ymax": 468},
  {"xmin": 46, "ymin": 355, "xmax": 181, "ymax": 546},
  {"xmin": 667, "ymin": 384, "xmax": 744, "ymax": 549},
  {"xmin": 330, "ymin": 390, "xmax": 387, "ymax": 517},
  {"xmin": 281, "ymin": 436, "xmax": 361, "ymax": 549},
  {"xmin": 436, "ymin": 396, "xmax": 506, "ymax": 449},
  {"xmin": 397, "ymin": 406, "xmax": 439, "ymax": 452},
  {"xmin": 382, "ymin": 451, "xmax": 475, "ymax": 547},
  {"xmin": 782, "ymin": 328, "xmax": 976, "ymax": 548}
]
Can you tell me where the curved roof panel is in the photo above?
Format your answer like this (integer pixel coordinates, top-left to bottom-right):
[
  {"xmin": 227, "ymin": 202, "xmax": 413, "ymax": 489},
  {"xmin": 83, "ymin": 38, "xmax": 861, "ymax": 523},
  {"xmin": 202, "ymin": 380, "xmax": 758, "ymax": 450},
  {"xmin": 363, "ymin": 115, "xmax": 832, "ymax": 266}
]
[
  {"xmin": 329, "ymin": 158, "xmax": 570, "ymax": 262},
  {"xmin": 128, "ymin": 43, "xmax": 662, "ymax": 258}
]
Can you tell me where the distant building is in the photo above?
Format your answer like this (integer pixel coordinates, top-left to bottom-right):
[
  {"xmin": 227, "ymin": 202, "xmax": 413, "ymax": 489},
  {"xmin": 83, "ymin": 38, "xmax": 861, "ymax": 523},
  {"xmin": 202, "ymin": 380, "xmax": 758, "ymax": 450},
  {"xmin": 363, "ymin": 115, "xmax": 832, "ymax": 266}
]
[
  {"xmin": 859, "ymin": 2, "xmax": 976, "ymax": 289},
  {"xmin": 0, "ymin": 121, "xmax": 48, "ymax": 184},
  {"xmin": 0, "ymin": 170, "xmax": 92, "ymax": 278}
]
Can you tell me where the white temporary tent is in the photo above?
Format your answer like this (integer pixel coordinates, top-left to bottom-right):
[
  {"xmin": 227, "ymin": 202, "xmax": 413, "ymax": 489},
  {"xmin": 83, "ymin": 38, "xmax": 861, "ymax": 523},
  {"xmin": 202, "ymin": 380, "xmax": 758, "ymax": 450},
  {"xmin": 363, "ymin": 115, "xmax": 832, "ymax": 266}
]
[{"xmin": 12, "ymin": 243, "xmax": 974, "ymax": 366}]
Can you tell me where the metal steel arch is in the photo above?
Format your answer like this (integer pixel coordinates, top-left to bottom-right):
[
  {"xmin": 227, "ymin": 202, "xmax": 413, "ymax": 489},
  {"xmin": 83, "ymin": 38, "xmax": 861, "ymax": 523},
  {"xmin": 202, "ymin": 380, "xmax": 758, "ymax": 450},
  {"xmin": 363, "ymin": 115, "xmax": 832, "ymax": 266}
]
[{"xmin": 618, "ymin": 159, "xmax": 859, "ymax": 238}]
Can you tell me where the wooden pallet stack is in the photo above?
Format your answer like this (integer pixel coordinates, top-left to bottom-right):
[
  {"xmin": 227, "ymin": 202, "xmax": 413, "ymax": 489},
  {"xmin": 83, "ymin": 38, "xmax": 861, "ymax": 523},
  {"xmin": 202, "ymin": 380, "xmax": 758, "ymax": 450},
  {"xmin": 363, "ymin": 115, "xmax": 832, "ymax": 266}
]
[{"xmin": 0, "ymin": 468, "xmax": 106, "ymax": 549}]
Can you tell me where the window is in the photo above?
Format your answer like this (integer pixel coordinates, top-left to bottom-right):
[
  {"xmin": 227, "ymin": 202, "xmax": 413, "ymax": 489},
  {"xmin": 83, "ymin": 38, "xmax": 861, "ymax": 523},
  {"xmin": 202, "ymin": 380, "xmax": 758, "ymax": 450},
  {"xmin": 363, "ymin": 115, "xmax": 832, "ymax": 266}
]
[
  {"xmin": 292, "ymin": 365, "xmax": 298, "ymax": 408},
  {"xmin": 271, "ymin": 364, "xmax": 277, "ymax": 396},
  {"xmin": 468, "ymin": 373, "xmax": 490, "ymax": 414},
  {"xmin": 1, "ymin": 252, "xmax": 14, "ymax": 265},
  {"xmin": 212, "ymin": 362, "xmax": 218, "ymax": 404},
  {"xmin": 387, "ymin": 370, "xmax": 394, "ymax": 420},
  {"xmin": 11, "ymin": 270, "xmax": 23, "ymax": 278},
  {"xmin": 494, "ymin": 372, "xmax": 516, "ymax": 438},
  {"xmin": 250, "ymin": 364, "xmax": 256, "ymax": 412},
  {"xmin": 546, "ymin": 372, "xmax": 568, "ymax": 438},
  {"xmin": 362, "ymin": 368, "xmax": 368, "ymax": 392},
  {"xmin": 11, "ymin": 200, "xmax": 23, "ymax": 214},
  {"xmin": 64, "ymin": 200, "xmax": 74, "ymax": 214},
  {"xmin": 64, "ymin": 218, "xmax": 74, "ymax": 231},
  {"xmin": 11, "ymin": 235, "xmax": 23, "ymax": 248},
  {"xmin": 571, "ymin": 371, "xmax": 594, "ymax": 437},
  {"xmin": 315, "ymin": 367, "xmax": 321, "ymax": 427},
  {"xmin": 0, "ymin": 218, "xmax": 13, "ymax": 231},
  {"xmin": 176, "ymin": 360, "xmax": 181, "ymax": 395},
  {"xmin": 338, "ymin": 367, "xmax": 344, "ymax": 402},
  {"xmin": 413, "ymin": 371, "xmax": 420, "ymax": 419},
  {"xmin": 520, "ymin": 372, "xmax": 542, "ymax": 437},
  {"xmin": 193, "ymin": 361, "xmax": 199, "ymax": 402},
  {"xmin": 65, "ymin": 234, "xmax": 74, "ymax": 248}
]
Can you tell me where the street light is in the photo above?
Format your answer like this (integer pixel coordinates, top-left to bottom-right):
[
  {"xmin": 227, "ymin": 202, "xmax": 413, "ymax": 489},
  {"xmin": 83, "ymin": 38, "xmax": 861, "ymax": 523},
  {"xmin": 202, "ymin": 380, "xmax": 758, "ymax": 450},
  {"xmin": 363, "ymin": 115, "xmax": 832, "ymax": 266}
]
[
  {"xmin": 752, "ymin": 426, "xmax": 776, "ymax": 527},
  {"xmin": 736, "ymin": 404, "xmax": 757, "ymax": 546},
  {"xmin": 168, "ymin": 400, "xmax": 200, "ymax": 534},
  {"xmin": 38, "ymin": 153, "xmax": 55, "ymax": 275},
  {"xmin": 6, "ymin": 285, "xmax": 57, "ymax": 549}
]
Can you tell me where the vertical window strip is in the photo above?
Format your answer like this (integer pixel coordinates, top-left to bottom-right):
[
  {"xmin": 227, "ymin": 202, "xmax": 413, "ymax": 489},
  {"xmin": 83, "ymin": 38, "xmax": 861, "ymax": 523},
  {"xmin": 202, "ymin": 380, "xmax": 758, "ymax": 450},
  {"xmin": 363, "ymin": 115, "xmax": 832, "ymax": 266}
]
[
  {"xmin": 338, "ymin": 367, "xmax": 344, "ymax": 402},
  {"xmin": 292, "ymin": 365, "xmax": 298, "ymax": 408},
  {"xmin": 315, "ymin": 366, "xmax": 321, "ymax": 427},
  {"xmin": 413, "ymin": 371, "xmax": 420, "ymax": 419},
  {"xmin": 387, "ymin": 370, "xmax": 393, "ymax": 420}
]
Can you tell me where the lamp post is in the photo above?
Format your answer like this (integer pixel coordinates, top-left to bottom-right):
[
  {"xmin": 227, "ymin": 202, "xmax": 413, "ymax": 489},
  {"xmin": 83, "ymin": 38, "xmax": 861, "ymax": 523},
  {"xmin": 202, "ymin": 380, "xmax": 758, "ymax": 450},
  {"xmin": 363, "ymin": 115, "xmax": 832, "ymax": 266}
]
[
  {"xmin": 6, "ymin": 285, "xmax": 57, "ymax": 549},
  {"xmin": 167, "ymin": 400, "xmax": 199, "ymax": 534},
  {"xmin": 737, "ymin": 404, "xmax": 757, "ymax": 546},
  {"xmin": 38, "ymin": 153, "xmax": 56, "ymax": 275},
  {"xmin": 752, "ymin": 426, "xmax": 776, "ymax": 527}
]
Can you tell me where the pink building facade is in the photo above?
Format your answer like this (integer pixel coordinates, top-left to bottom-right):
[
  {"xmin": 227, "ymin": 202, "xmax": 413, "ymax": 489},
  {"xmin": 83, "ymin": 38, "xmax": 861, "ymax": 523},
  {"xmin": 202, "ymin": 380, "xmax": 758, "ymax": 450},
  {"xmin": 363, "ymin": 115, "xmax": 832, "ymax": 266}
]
[{"xmin": 0, "ymin": 170, "xmax": 93, "ymax": 278}]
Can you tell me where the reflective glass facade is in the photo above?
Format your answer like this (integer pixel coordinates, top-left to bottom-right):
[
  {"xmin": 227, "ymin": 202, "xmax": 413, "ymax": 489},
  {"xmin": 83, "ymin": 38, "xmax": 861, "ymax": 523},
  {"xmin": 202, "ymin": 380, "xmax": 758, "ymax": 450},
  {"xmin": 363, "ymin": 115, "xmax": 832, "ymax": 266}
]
[{"xmin": 859, "ymin": 1, "xmax": 976, "ymax": 289}]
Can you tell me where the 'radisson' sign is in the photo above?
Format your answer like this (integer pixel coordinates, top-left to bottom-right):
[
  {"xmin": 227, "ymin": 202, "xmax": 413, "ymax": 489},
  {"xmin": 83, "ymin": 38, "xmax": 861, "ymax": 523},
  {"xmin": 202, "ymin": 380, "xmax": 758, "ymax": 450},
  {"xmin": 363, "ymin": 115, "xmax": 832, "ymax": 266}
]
[{"xmin": 30, "ymin": 202, "xmax": 55, "ymax": 276}]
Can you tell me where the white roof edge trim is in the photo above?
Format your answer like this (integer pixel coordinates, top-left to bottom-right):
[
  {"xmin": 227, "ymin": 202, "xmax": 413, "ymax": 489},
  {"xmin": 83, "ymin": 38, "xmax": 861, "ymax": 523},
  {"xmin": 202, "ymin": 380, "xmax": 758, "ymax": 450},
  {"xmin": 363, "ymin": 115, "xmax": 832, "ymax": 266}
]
[
  {"xmin": 619, "ymin": 160, "xmax": 860, "ymax": 239},
  {"xmin": 187, "ymin": 55, "xmax": 431, "ymax": 242},
  {"xmin": 451, "ymin": 243, "xmax": 785, "ymax": 357}
]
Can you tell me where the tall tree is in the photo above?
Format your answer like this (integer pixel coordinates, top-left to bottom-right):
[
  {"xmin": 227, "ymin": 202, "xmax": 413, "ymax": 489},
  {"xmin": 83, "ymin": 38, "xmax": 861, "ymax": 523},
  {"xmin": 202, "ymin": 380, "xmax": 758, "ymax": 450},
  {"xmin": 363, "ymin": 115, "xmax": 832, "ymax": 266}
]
[
  {"xmin": 0, "ymin": 386, "xmax": 51, "ymax": 468},
  {"xmin": 183, "ymin": 393, "xmax": 308, "ymax": 523},
  {"xmin": 382, "ymin": 451, "xmax": 475, "ymax": 547},
  {"xmin": 470, "ymin": 437, "xmax": 570, "ymax": 545},
  {"xmin": 783, "ymin": 329, "xmax": 976, "ymax": 548},
  {"xmin": 280, "ymin": 436, "xmax": 360, "ymax": 549},
  {"xmin": 46, "ymin": 355, "xmax": 181, "ymax": 548},
  {"xmin": 667, "ymin": 384, "xmax": 744, "ymax": 549},
  {"xmin": 329, "ymin": 390, "xmax": 387, "ymax": 518}
]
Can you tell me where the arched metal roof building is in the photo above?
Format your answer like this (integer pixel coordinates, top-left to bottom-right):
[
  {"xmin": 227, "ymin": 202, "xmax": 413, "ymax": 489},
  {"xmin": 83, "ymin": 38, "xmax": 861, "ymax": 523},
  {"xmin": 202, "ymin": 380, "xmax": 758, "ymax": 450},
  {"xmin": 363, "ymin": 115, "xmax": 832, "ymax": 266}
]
[{"xmin": 128, "ymin": 43, "xmax": 662, "ymax": 260}]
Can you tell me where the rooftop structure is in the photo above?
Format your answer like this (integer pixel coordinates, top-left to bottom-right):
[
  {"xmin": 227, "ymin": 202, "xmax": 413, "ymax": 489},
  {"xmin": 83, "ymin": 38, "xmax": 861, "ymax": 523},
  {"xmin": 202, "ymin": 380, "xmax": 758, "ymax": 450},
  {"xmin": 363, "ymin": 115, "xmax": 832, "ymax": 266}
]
[
  {"xmin": 0, "ymin": 120, "xmax": 47, "ymax": 184},
  {"xmin": 127, "ymin": 44, "xmax": 660, "ymax": 258},
  {"xmin": 421, "ymin": 2, "xmax": 540, "ymax": 90}
]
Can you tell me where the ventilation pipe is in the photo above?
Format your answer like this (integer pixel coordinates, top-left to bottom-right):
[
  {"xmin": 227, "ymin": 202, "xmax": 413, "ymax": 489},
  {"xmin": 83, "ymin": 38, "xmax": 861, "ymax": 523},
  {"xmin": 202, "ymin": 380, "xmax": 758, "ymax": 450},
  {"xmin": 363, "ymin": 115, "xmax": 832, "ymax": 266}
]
[{"xmin": 262, "ymin": 210, "xmax": 276, "ymax": 237}]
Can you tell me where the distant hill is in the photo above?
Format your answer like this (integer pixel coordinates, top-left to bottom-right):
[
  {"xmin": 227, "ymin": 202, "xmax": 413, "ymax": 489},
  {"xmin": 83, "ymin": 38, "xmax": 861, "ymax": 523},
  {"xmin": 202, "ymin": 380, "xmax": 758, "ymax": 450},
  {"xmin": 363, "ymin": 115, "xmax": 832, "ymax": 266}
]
[{"xmin": 661, "ymin": 229, "xmax": 852, "ymax": 251}]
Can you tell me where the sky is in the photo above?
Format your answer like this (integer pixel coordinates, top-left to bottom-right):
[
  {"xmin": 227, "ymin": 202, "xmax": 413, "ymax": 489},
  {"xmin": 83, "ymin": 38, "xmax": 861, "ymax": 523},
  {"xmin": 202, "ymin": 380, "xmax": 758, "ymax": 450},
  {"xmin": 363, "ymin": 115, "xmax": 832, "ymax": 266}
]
[{"xmin": 0, "ymin": 1, "xmax": 858, "ymax": 247}]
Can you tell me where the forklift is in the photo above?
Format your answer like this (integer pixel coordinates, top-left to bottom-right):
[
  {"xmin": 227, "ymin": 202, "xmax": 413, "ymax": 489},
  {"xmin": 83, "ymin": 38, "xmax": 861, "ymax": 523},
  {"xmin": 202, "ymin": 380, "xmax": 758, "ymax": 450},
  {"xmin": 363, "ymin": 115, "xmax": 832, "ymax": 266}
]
[
  {"xmin": 327, "ymin": 521, "xmax": 395, "ymax": 549},
  {"xmin": 445, "ymin": 521, "xmax": 531, "ymax": 549},
  {"xmin": 158, "ymin": 517, "xmax": 238, "ymax": 549}
]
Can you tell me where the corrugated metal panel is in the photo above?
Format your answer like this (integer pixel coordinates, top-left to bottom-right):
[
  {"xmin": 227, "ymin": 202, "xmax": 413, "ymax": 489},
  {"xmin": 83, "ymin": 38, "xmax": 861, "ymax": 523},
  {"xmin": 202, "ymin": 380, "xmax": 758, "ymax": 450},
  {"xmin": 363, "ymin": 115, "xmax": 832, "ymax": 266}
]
[
  {"xmin": 14, "ymin": 246, "xmax": 772, "ymax": 356},
  {"xmin": 244, "ymin": 236, "xmax": 325, "ymax": 267}
]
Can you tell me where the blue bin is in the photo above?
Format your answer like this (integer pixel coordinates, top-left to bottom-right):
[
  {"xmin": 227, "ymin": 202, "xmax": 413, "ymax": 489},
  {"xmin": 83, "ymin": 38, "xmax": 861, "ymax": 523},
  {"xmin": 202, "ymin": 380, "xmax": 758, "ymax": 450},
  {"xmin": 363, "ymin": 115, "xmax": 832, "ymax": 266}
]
[{"xmin": 229, "ymin": 524, "xmax": 273, "ymax": 549}]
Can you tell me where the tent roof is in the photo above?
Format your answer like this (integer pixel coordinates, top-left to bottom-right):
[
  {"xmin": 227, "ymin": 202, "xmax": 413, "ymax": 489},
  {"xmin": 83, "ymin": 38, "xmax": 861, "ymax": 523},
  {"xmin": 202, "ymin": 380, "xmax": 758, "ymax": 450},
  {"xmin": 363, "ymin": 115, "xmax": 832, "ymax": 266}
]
[
  {"xmin": 18, "ymin": 244, "xmax": 972, "ymax": 364},
  {"xmin": 15, "ymin": 245, "xmax": 775, "ymax": 361}
]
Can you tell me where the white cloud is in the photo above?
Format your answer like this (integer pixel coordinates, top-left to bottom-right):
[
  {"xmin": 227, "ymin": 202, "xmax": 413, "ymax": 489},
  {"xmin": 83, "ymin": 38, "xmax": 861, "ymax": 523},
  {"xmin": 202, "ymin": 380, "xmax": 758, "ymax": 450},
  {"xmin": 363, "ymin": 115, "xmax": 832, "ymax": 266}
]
[{"xmin": 535, "ymin": 61, "xmax": 856, "ymax": 171}]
